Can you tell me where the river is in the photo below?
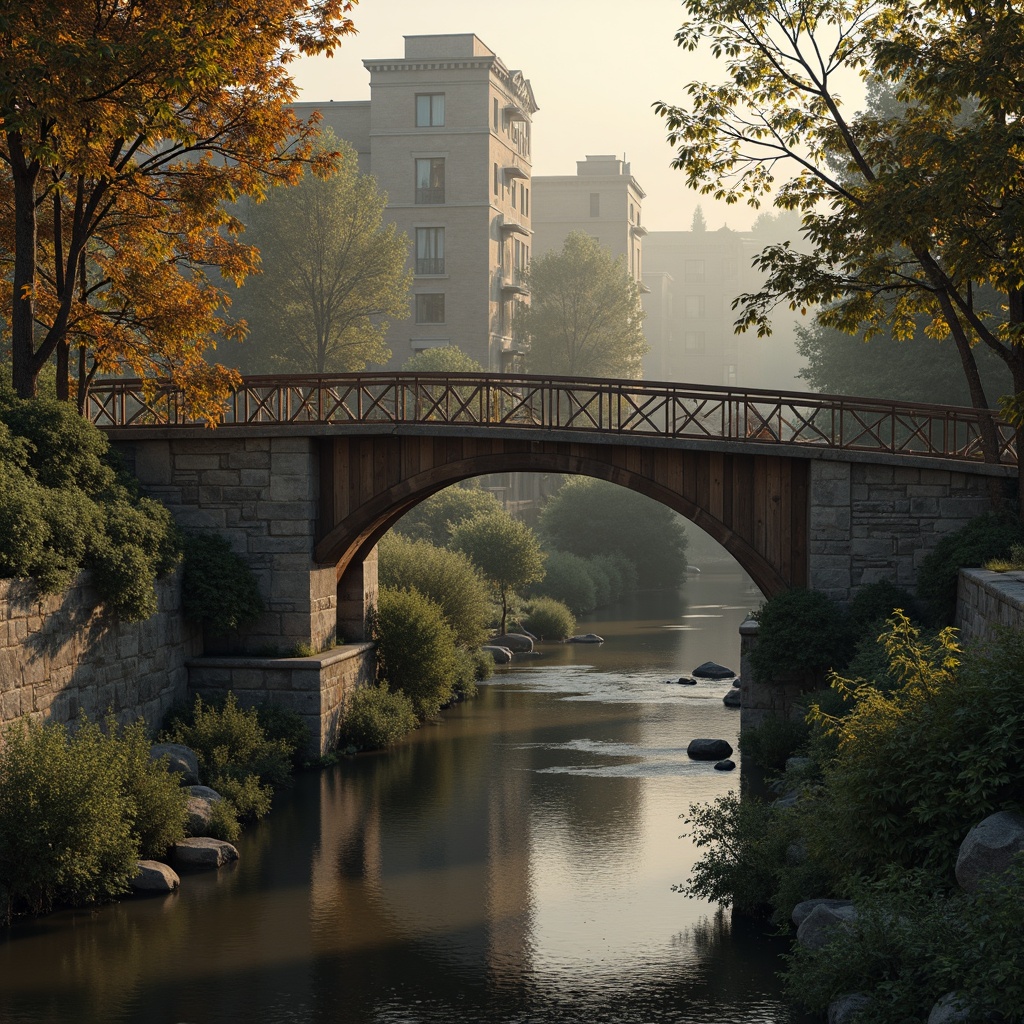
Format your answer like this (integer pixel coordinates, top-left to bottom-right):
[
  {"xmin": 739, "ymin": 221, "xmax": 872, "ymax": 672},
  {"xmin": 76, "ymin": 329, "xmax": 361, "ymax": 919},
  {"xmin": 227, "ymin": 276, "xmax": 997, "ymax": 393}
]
[{"xmin": 0, "ymin": 569, "xmax": 811, "ymax": 1024}]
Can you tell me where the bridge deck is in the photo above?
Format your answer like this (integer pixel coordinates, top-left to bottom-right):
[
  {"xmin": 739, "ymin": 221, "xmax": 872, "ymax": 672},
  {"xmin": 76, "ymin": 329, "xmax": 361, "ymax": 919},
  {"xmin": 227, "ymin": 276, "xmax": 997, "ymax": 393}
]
[{"xmin": 87, "ymin": 372, "xmax": 1017, "ymax": 468}]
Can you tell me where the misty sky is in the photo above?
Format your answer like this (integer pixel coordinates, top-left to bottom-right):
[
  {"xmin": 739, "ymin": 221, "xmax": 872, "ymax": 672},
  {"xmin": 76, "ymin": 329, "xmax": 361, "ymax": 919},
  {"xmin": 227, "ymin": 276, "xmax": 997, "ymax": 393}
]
[{"xmin": 291, "ymin": 0, "xmax": 750, "ymax": 234}]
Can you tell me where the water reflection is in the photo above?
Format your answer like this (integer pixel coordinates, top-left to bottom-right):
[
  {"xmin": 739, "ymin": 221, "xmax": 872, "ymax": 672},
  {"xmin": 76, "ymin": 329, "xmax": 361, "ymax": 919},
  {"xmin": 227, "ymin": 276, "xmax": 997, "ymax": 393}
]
[{"xmin": 0, "ymin": 570, "xmax": 810, "ymax": 1024}]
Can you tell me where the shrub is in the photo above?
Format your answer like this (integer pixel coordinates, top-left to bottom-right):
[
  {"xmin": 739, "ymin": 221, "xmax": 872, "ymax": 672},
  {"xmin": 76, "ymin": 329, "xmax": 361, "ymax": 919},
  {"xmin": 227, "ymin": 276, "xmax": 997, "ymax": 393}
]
[
  {"xmin": 373, "ymin": 587, "xmax": 458, "ymax": 719},
  {"xmin": 204, "ymin": 797, "xmax": 242, "ymax": 844},
  {"xmin": 181, "ymin": 532, "xmax": 265, "ymax": 636},
  {"xmin": 519, "ymin": 596, "xmax": 576, "ymax": 641},
  {"xmin": 848, "ymin": 579, "xmax": 918, "ymax": 630},
  {"xmin": 339, "ymin": 683, "xmax": 418, "ymax": 750},
  {"xmin": 450, "ymin": 647, "xmax": 480, "ymax": 703},
  {"xmin": 916, "ymin": 512, "xmax": 1024, "ymax": 624},
  {"xmin": 532, "ymin": 549, "xmax": 597, "ymax": 613},
  {"xmin": 162, "ymin": 693, "xmax": 293, "ymax": 822},
  {"xmin": 983, "ymin": 541, "xmax": 1024, "ymax": 572},
  {"xmin": 738, "ymin": 715, "xmax": 810, "ymax": 773},
  {"xmin": 0, "ymin": 715, "xmax": 188, "ymax": 921},
  {"xmin": 393, "ymin": 485, "xmax": 503, "ymax": 548},
  {"xmin": 254, "ymin": 703, "xmax": 311, "ymax": 768},
  {"xmin": 378, "ymin": 532, "xmax": 490, "ymax": 648},
  {"xmin": 749, "ymin": 588, "xmax": 853, "ymax": 686}
]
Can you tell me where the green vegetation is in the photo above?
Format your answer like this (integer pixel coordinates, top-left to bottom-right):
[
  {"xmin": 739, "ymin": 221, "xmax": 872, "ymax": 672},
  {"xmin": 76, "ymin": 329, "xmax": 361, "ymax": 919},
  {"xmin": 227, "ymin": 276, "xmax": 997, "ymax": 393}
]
[
  {"xmin": 531, "ymin": 549, "xmax": 596, "ymax": 614},
  {"xmin": 0, "ymin": 386, "xmax": 181, "ymax": 620},
  {"xmin": 737, "ymin": 716, "xmax": 810, "ymax": 773},
  {"xmin": 519, "ymin": 596, "xmax": 577, "ymax": 642},
  {"xmin": 401, "ymin": 345, "xmax": 483, "ymax": 373},
  {"xmin": 916, "ymin": 513, "xmax": 1024, "ymax": 623},
  {"xmin": 339, "ymin": 683, "xmax": 418, "ymax": 751},
  {"xmin": 393, "ymin": 485, "xmax": 503, "ymax": 548},
  {"xmin": 0, "ymin": 716, "xmax": 187, "ymax": 922},
  {"xmin": 538, "ymin": 478, "xmax": 687, "ymax": 589},
  {"xmin": 181, "ymin": 533, "xmax": 265, "ymax": 636},
  {"xmin": 984, "ymin": 543, "xmax": 1024, "ymax": 572},
  {"xmin": 162, "ymin": 694, "xmax": 294, "ymax": 823}
]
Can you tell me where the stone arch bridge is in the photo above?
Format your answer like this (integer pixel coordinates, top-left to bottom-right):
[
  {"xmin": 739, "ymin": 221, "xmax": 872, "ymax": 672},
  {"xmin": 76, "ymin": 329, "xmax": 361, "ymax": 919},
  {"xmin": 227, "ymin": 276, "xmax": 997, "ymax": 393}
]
[{"xmin": 93, "ymin": 372, "xmax": 1016, "ymax": 656}]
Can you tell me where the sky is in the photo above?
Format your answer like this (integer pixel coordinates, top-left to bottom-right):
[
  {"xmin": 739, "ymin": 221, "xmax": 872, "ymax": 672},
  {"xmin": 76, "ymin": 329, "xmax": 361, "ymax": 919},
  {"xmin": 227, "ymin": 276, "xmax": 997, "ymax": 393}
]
[{"xmin": 290, "ymin": 0, "xmax": 750, "ymax": 233}]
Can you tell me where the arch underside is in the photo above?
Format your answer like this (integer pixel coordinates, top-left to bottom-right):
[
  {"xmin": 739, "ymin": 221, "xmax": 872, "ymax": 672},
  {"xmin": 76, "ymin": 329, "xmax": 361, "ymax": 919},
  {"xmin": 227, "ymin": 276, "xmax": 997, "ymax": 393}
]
[{"xmin": 317, "ymin": 435, "xmax": 809, "ymax": 598}]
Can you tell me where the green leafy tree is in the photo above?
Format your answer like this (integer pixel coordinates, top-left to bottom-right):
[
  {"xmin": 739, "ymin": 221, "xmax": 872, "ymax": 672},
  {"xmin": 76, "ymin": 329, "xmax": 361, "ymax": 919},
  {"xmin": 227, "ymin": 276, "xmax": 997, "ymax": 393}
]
[
  {"xmin": 537, "ymin": 477, "xmax": 688, "ymax": 588},
  {"xmin": 394, "ymin": 485, "xmax": 503, "ymax": 548},
  {"xmin": 655, "ymin": 1, "xmax": 1024, "ymax": 506},
  {"xmin": 531, "ymin": 549, "xmax": 597, "ymax": 614},
  {"xmin": 516, "ymin": 232, "xmax": 647, "ymax": 378},
  {"xmin": 378, "ymin": 532, "xmax": 490, "ymax": 648},
  {"xmin": 402, "ymin": 345, "xmax": 483, "ymax": 373},
  {"xmin": 236, "ymin": 132, "xmax": 410, "ymax": 373},
  {"xmin": 451, "ymin": 510, "xmax": 545, "ymax": 635}
]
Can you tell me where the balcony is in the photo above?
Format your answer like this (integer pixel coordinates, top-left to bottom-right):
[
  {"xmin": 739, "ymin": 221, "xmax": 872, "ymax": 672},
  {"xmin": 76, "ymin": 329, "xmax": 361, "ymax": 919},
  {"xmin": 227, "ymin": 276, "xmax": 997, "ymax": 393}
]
[
  {"xmin": 415, "ymin": 257, "xmax": 445, "ymax": 275},
  {"xmin": 630, "ymin": 224, "xmax": 649, "ymax": 237},
  {"xmin": 415, "ymin": 187, "xmax": 445, "ymax": 205},
  {"xmin": 499, "ymin": 217, "xmax": 531, "ymax": 238},
  {"xmin": 503, "ymin": 164, "xmax": 529, "ymax": 181},
  {"xmin": 501, "ymin": 269, "xmax": 529, "ymax": 296}
]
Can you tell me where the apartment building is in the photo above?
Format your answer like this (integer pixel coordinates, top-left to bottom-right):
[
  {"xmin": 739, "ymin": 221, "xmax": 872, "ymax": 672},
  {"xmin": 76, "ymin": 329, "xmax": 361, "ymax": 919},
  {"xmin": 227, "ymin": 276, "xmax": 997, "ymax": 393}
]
[
  {"xmin": 292, "ymin": 34, "xmax": 538, "ymax": 370},
  {"xmin": 532, "ymin": 155, "xmax": 647, "ymax": 285}
]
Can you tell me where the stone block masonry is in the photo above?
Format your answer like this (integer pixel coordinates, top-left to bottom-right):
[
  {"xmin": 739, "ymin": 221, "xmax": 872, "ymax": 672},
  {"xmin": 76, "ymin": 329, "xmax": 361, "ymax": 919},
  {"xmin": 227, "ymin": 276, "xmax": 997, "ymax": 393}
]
[
  {"xmin": 808, "ymin": 460, "xmax": 993, "ymax": 604},
  {"xmin": 0, "ymin": 573, "xmax": 201, "ymax": 733},
  {"xmin": 956, "ymin": 568, "xmax": 1024, "ymax": 643}
]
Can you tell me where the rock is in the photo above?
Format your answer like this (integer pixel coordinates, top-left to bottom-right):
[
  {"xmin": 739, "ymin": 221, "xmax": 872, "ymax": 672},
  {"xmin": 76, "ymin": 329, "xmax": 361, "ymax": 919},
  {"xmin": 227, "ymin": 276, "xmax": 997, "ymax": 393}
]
[
  {"xmin": 481, "ymin": 645, "xmax": 514, "ymax": 664},
  {"xmin": 731, "ymin": 677, "xmax": 741, "ymax": 688},
  {"xmin": 565, "ymin": 633, "xmax": 604, "ymax": 644},
  {"xmin": 927, "ymin": 993, "xmax": 971, "ymax": 1024},
  {"xmin": 185, "ymin": 786, "xmax": 224, "ymax": 836},
  {"xmin": 691, "ymin": 661, "xmax": 735, "ymax": 679},
  {"xmin": 172, "ymin": 837, "xmax": 239, "ymax": 870},
  {"xmin": 792, "ymin": 897, "xmax": 854, "ymax": 929},
  {"xmin": 955, "ymin": 810, "xmax": 1024, "ymax": 893},
  {"xmin": 775, "ymin": 790, "xmax": 800, "ymax": 809},
  {"xmin": 150, "ymin": 743, "xmax": 199, "ymax": 785},
  {"xmin": 491, "ymin": 633, "xmax": 534, "ymax": 653},
  {"xmin": 714, "ymin": 759, "xmax": 736, "ymax": 771},
  {"xmin": 828, "ymin": 993, "xmax": 871, "ymax": 1024},
  {"xmin": 687, "ymin": 738, "xmax": 733, "ymax": 760},
  {"xmin": 722, "ymin": 689, "xmax": 741, "ymax": 708},
  {"xmin": 796, "ymin": 902, "xmax": 858, "ymax": 950},
  {"xmin": 677, "ymin": 676, "xmax": 698, "ymax": 685},
  {"xmin": 786, "ymin": 756, "xmax": 812, "ymax": 772},
  {"xmin": 131, "ymin": 860, "xmax": 180, "ymax": 893}
]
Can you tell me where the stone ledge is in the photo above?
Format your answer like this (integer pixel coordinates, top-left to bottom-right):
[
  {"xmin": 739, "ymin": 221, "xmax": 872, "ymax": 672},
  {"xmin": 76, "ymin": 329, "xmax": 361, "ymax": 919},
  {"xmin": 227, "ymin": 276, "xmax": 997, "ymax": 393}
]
[
  {"xmin": 186, "ymin": 642, "xmax": 374, "ymax": 673},
  {"xmin": 959, "ymin": 568, "xmax": 1024, "ymax": 610}
]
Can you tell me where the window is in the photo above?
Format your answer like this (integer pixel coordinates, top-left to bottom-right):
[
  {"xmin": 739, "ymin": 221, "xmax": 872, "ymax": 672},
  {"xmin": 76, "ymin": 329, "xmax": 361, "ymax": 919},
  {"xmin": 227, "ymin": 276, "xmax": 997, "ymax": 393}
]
[
  {"xmin": 684, "ymin": 331, "xmax": 705, "ymax": 353},
  {"xmin": 415, "ymin": 94, "xmax": 445, "ymax": 127},
  {"xmin": 415, "ymin": 293, "xmax": 445, "ymax": 323},
  {"xmin": 590, "ymin": 192, "xmax": 600, "ymax": 217},
  {"xmin": 524, "ymin": 187, "xmax": 529, "ymax": 217},
  {"xmin": 684, "ymin": 259, "xmax": 705, "ymax": 282},
  {"xmin": 723, "ymin": 257, "xmax": 737, "ymax": 279},
  {"xmin": 684, "ymin": 295, "xmax": 705, "ymax": 318},
  {"xmin": 511, "ymin": 181, "xmax": 516, "ymax": 209},
  {"xmin": 415, "ymin": 158, "xmax": 445, "ymax": 204},
  {"xmin": 415, "ymin": 228, "xmax": 445, "ymax": 275},
  {"xmin": 724, "ymin": 363, "xmax": 738, "ymax": 386},
  {"xmin": 630, "ymin": 203, "xmax": 635, "ymax": 224},
  {"xmin": 494, "ymin": 162, "xmax": 499, "ymax": 197},
  {"xmin": 493, "ymin": 97, "xmax": 499, "ymax": 130}
]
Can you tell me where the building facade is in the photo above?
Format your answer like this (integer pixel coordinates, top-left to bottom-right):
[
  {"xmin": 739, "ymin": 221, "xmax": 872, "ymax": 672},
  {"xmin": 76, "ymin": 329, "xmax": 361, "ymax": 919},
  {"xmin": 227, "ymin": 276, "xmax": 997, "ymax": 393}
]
[
  {"xmin": 532, "ymin": 155, "xmax": 647, "ymax": 284},
  {"xmin": 293, "ymin": 34, "xmax": 538, "ymax": 371}
]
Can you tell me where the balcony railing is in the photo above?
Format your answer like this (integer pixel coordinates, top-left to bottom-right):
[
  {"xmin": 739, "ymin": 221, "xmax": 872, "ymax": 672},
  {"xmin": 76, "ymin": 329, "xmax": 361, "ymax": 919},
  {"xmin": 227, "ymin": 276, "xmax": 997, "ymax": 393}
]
[
  {"xmin": 85, "ymin": 372, "xmax": 1018, "ymax": 467},
  {"xmin": 415, "ymin": 257, "xmax": 445, "ymax": 275},
  {"xmin": 415, "ymin": 187, "xmax": 445, "ymax": 205}
]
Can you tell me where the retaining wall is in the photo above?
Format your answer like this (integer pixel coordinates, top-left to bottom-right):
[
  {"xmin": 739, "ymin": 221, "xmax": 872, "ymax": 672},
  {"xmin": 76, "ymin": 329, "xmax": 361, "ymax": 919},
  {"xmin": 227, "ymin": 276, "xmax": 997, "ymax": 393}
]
[
  {"xmin": 955, "ymin": 568, "xmax": 1024, "ymax": 643},
  {"xmin": 0, "ymin": 573, "xmax": 201, "ymax": 732}
]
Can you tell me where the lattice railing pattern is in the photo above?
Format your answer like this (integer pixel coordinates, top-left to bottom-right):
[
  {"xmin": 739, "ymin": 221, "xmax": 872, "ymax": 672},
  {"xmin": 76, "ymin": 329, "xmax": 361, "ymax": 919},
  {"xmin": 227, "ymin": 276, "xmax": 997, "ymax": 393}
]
[{"xmin": 86, "ymin": 373, "xmax": 1017, "ymax": 465}]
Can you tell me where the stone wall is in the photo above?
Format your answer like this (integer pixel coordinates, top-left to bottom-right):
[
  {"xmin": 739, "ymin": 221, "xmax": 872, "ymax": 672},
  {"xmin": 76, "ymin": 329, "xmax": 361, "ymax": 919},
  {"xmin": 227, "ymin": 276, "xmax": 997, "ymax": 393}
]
[
  {"xmin": 808, "ymin": 460, "xmax": 994, "ymax": 604},
  {"xmin": 187, "ymin": 643, "xmax": 377, "ymax": 755},
  {"xmin": 955, "ymin": 568, "xmax": 1024, "ymax": 643},
  {"xmin": 0, "ymin": 573, "xmax": 201, "ymax": 733}
]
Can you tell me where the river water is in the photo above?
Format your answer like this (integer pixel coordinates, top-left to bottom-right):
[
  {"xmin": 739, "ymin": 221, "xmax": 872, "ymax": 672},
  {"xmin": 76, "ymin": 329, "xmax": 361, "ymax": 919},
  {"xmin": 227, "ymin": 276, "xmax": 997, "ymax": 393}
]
[{"xmin": 0, "ymin": 569, "xmax": 810, "ymax": 1024}]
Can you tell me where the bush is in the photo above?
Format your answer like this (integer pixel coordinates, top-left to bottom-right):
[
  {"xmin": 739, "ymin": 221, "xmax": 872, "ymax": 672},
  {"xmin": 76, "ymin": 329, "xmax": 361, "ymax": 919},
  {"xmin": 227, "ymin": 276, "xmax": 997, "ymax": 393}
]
[
  {"xmin": 161, "ymin": 693, "xmax": 293, "ymax": 822},
  {"xmin": 393, "ymin": 485, "xmax": 503, "ymax": 548},
  {"xmin": 181, "ymin": 532, "xmax": 265, "ymax": 636},
  {"xmin": 373, "ymin": 587, "xmax": 458, "ymax": 720},
  {"xmin": 532, "ymin": 549, "xmax": 597, "ymax": 613},
  {"xmin": 0, "ymin": 715, "xmax": 187, "ymax": 921},
  {"xmin": 254, "ymin": 703, "xmax": 311, "ymax": 767},
  {"xmin": 378, "ymin": 532, "xmax": 490, "ymax": 647},
  {"xmin": 450, "ymin": 648, "xmax": 481, "ymax": 703},
  {"xmin": 916, "ymin": 512, "xmax": 1024, "ymax": 624},
  {"xmin": 738, "ymin": 715, "xmax": 810, "ymax": 773},
  {"xmin": 339, "ymin": 683, "xmax": 418, "ymax": 750},
  {"xmin": 848, "ymin": 579, "xmax": 918, "ymax": 630},
  {"xmin": 749, "ymin": 588, "xmax": 853, "ymax": 687},
  {"xmin": 519, "ymin": 596, "xmax": 576, "ymax": 641}
]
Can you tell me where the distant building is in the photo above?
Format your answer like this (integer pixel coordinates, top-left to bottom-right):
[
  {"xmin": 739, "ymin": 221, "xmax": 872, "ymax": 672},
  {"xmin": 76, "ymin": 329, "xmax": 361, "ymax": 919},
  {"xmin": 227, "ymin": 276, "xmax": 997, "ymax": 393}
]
[
  {"xmin": 292, "ymin": 33, "xmax": 538, "ymax": 370},
  {"xmin": 531, "ymin": 155, "xmax": 648, "ymax": 286}
]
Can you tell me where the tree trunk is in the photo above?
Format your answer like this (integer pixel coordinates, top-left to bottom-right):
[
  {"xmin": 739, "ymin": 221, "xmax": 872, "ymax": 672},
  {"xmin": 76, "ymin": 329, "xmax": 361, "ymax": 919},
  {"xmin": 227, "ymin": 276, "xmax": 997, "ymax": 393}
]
[{"xmin": 9, "ymin": 135, "xmax": 40, "ymax": 399}]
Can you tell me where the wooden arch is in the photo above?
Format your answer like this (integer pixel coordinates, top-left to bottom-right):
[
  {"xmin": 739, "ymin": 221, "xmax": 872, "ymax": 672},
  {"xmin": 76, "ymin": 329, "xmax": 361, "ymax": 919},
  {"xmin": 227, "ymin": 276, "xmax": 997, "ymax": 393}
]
[{"xmin": 316, "ymin": 435, "xmax": 809, "ymax": 598}]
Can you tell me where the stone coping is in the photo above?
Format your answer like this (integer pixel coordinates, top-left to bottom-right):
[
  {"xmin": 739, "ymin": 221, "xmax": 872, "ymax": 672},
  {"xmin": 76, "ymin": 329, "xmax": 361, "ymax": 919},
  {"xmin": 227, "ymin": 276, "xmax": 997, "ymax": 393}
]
[
  {"xmin": 960, "ymin": 568, "xmax": 1024, "ymax": 609},
  {"xmin": 186, "ymin": 642, "xmax": 374, "ymax": 672}
]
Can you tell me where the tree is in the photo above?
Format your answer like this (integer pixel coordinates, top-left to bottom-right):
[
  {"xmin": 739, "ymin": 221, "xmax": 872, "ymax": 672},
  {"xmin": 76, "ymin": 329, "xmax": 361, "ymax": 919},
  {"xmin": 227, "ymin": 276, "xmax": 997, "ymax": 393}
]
[
  {"xmin": 691, "ymin": 206, "xmax": 708, "ymax": 233},
  {"xmin": 516, "ymin": 232, "xmax": 647, "ymax": 378},
  {"xmin": 235, "ymin": 131, "xmax": 410, "ymax": 374},
  {"xmin": 402, "ymin": 345, "xmax": 483, "ymax": 373},
  {"xmin": 0, "ymin": 0, "xmax": 356, "ymax": 412},
  {"xmin": 655, "ymin": 1, "xmax": 1024, "ymax": 507},
  {"xmin": 451, "ymin": 510, "xmax": 545, "ymax": 635},
  {"xmin": 538, "ymin": 477, "xmax": 689, "ymax": 588},
  {"xmin": 394, "ymin": 485, "xmax": 503, "ymax": 548}
]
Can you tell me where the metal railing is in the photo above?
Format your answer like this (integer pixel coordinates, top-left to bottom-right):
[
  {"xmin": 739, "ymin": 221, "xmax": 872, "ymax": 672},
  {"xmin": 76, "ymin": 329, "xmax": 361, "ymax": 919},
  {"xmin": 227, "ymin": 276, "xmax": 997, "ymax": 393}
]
[{"xmin": 85, "ymin": 372, "xmax": 1018, "ymax": 466}]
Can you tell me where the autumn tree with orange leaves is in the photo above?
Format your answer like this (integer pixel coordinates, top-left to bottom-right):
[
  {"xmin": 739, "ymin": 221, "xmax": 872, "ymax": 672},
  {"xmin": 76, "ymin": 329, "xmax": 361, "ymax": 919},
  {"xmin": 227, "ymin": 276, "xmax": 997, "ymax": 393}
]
[{"xmin": 0, "ymin": 0, "xmax": 358, "ymax": 419}]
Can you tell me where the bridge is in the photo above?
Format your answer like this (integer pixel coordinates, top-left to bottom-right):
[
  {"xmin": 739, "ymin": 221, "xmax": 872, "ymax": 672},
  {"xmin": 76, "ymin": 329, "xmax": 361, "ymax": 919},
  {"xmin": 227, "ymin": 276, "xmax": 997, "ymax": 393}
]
[{"xmin": 93, "ymin": 370, "xmax": 1014, "ymax": 641}]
